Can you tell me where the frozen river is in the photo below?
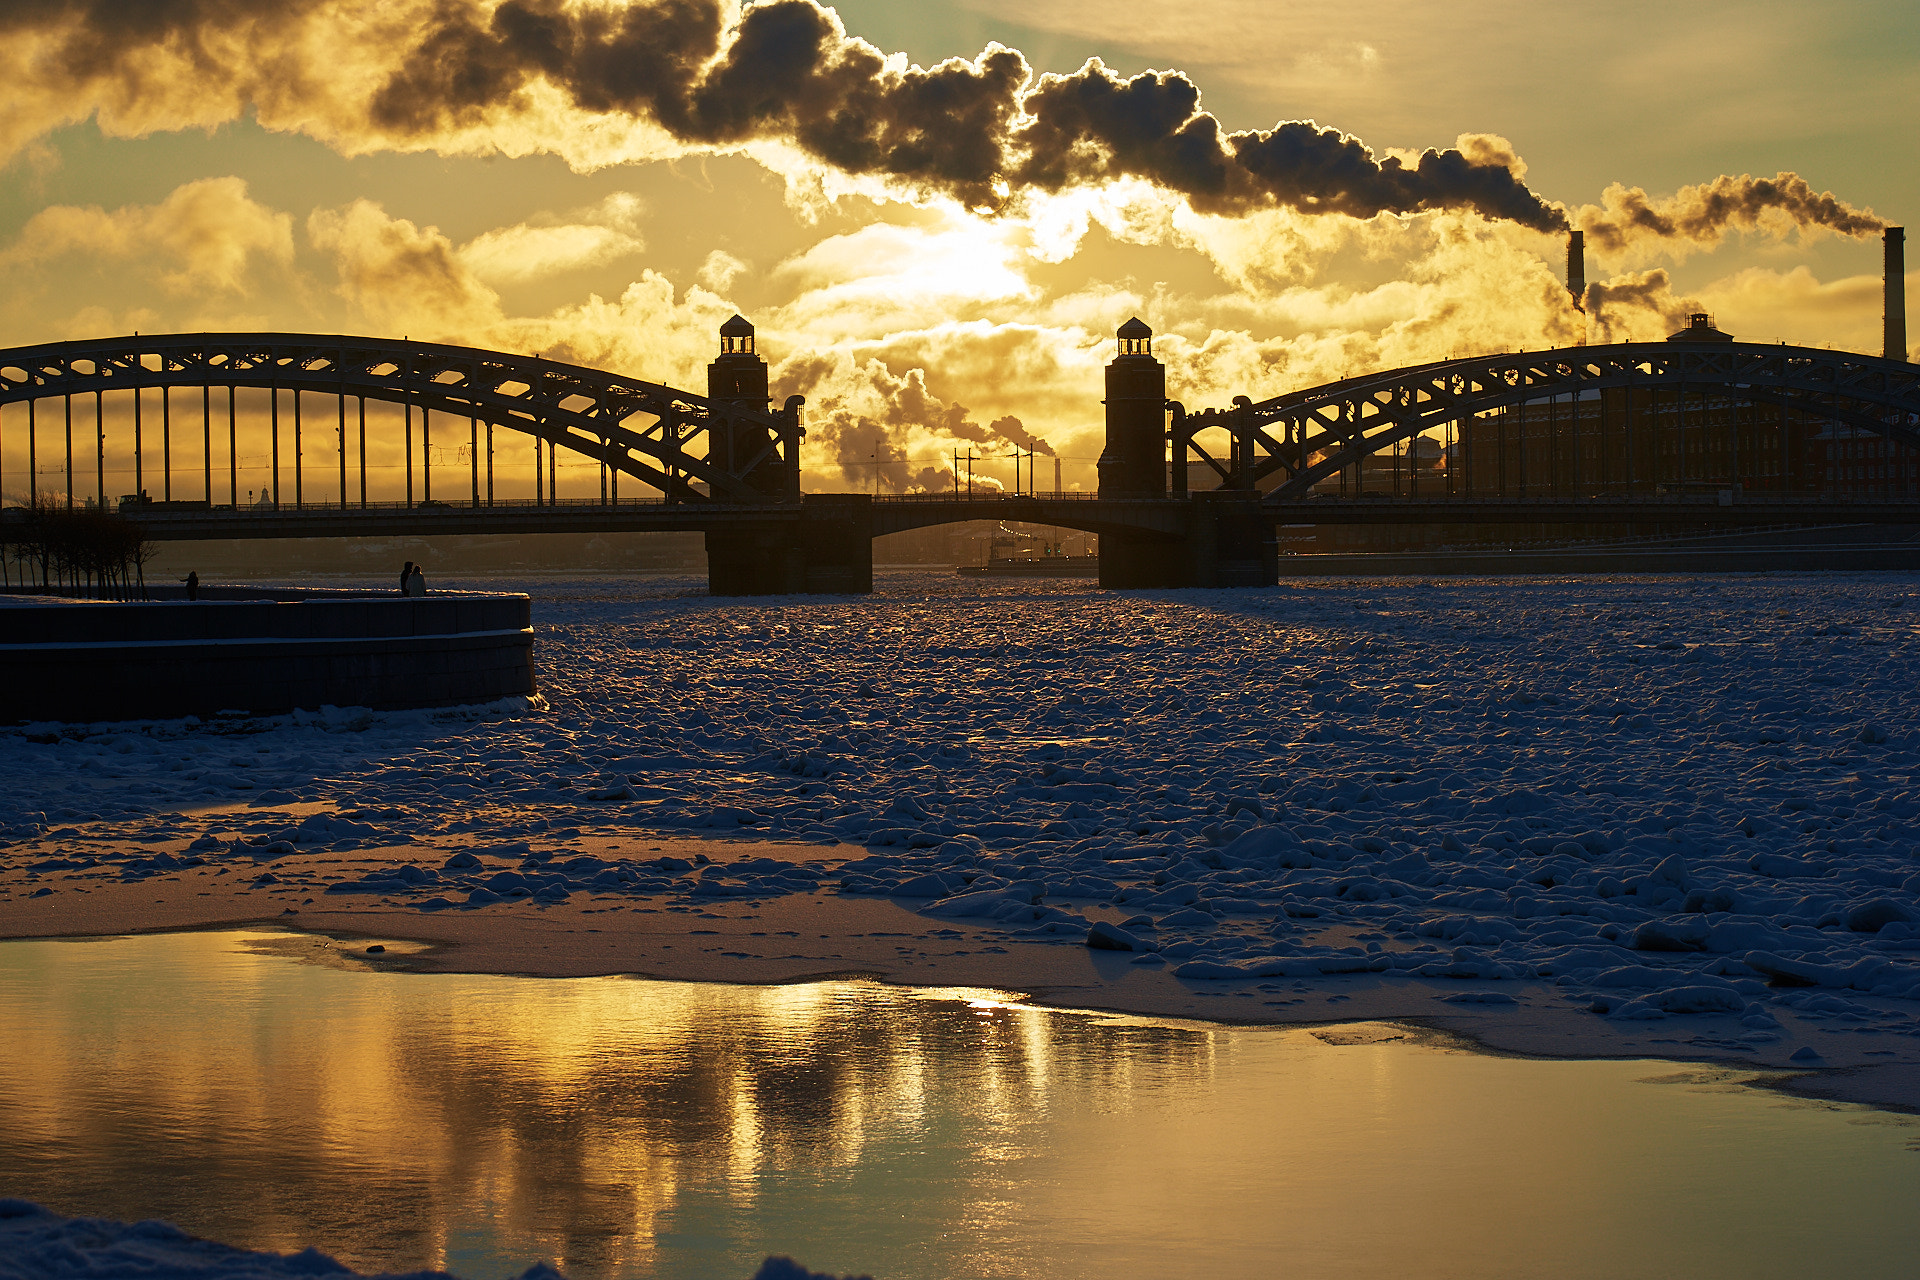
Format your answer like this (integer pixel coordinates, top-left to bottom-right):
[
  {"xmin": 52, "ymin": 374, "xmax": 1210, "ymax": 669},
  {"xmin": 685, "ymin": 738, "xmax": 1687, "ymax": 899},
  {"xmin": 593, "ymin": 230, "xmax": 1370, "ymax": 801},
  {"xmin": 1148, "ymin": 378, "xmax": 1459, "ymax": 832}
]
[
  {"xmin": 4, "ymin": 569, "xmax": 1919, "ymax": 1078},
  {"xmin": 3, "ymin": 928, "xmax": 1918, "ymax": 1280},
  {"xmin": 6, "ymin": 568, "xmax": 1920, "ymax": 1276}
]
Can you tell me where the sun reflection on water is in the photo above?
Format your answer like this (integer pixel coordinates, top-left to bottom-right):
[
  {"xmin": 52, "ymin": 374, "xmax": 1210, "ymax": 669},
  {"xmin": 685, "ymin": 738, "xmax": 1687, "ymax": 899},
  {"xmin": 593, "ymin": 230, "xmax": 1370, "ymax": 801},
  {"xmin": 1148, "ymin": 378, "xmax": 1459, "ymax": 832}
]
[{"xmin": 2, "ymin": 928, "xmax": 1919, "ymax": 1280}]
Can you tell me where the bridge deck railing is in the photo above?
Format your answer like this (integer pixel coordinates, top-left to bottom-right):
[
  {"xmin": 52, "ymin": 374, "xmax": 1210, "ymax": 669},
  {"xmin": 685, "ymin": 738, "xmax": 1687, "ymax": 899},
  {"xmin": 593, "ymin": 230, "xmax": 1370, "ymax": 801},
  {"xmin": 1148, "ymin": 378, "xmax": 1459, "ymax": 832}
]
[
  {"xmin": 11, "ymin": 490, "xmax": 1112, "ymax": 515},
  {"xmin": 0, "ymin": 495, "xmax": 740, "ymax": 516},
  {"xmin": 7, "ymin": 491, "xmax": 1912, "ymax": 515}
]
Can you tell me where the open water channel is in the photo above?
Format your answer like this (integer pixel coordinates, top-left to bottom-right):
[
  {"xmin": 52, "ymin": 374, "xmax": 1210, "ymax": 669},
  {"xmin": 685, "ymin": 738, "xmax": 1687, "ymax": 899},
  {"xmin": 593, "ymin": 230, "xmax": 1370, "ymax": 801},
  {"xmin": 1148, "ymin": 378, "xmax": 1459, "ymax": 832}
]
[{"xmin": 2, "ymin": 928, "xmax": 1917, "ymax": 1280}]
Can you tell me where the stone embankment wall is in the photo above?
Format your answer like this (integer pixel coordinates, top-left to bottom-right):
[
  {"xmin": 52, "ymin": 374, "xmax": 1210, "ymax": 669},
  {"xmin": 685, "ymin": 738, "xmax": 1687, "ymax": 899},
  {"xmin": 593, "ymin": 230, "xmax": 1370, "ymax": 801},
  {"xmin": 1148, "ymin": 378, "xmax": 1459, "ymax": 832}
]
[{"xmin": 0, "ymin": 588, "xmax": 534, "ymax": 723}]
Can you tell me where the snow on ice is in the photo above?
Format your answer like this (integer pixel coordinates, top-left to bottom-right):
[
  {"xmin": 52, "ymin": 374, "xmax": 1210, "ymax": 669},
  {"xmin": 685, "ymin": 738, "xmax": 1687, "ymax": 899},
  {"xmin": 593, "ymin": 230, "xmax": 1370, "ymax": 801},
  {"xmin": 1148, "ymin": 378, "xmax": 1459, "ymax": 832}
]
[
  {"xmin": 5, "ymin": 571, "xmax": 1920, "ymax": 1054},
  {"xmin": 0, "ymin": 1199, "xmax": 861, "ymax": 1280}
]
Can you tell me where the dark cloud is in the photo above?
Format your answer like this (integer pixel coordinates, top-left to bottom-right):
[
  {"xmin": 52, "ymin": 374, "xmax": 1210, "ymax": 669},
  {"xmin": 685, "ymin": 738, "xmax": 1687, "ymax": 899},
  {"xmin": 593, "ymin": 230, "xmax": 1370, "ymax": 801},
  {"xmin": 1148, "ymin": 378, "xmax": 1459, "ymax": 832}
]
[
  {"xmin": 1018, "ymin": 66, "xmax": 1565, "ymax": 230},
  {"xmin": 368, "ymin": 0, "xmax": 1027, "ymax": 209},
  {"xmin": 0, "ymin": 0, "xmax": 343, "ymax": 97},
  {"xmin": 2, "ymin": 0, "xmax": 1569, "ymax": 229},
  {"xmin": 19, "ymin": 2, "xmax": 1884, "ymax": 246}
]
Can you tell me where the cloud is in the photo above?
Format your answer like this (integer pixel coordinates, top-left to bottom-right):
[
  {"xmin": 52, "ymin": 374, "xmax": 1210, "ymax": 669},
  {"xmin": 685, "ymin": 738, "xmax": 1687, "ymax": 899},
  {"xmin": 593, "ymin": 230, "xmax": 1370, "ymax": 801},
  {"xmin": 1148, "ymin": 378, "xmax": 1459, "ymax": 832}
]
[
  {"xmin": 0, "ymin": 2, "xmax": 387, "ymax": 162},
  {"xmin": 1694, "ymin": 263, "xmax": 1906, "ymax": 353},
  {"xmin": 752, "ymin": 220, "xmax": 1601, "ymax": 486},
  {"xmin": 307, "ymin": 198, "xmax": 502, "ymax": 334},
  {"xmin": 460, "ymin": 223, "xmax": 642, "ymax": 284},
  {"xmin": 0, "ymin": 0, "xmax": 1564, "ymax": 232},
  {"xmin": 768, "ymin": 217, "xmax": 1037, "ymax": 338},
  {"xmin": 0, "ymin": 175, "xmax": 292, "ymax": 293},
  {"xmin": 696, "ymin": 248, "xmax": 748, "ymax": 292},
  {"xmin": 456, "ymin": 190, "xmax": 646, "ymax": 284},
  {"xmin": 12, "ymin": 0, "xmax": 1897, "ymax": 359},
  {"xmin": 490, "ymin": 268, "xmax": 742, "ymax": 390},
  {"xmin": 1070, "ymin": 215, "xmax": 1596, "ymax": 406}
]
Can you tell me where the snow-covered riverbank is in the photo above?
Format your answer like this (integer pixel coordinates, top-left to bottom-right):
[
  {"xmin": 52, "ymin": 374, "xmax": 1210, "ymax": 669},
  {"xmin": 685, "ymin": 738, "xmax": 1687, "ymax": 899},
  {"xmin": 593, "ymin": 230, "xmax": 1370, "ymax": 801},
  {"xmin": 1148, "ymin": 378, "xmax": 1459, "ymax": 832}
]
[{"xmin": 5, "ymin": 570, "xmax": 1919, "ymax": 1102}]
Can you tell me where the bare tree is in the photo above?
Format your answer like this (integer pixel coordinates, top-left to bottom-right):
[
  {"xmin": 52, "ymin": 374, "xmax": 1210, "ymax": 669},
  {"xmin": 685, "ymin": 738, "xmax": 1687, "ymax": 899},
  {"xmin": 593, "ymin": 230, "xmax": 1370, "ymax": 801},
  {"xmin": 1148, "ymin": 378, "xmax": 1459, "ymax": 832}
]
[{"xmin": 5, "ymin": 496, "xmax": 153, "ymax": 599}]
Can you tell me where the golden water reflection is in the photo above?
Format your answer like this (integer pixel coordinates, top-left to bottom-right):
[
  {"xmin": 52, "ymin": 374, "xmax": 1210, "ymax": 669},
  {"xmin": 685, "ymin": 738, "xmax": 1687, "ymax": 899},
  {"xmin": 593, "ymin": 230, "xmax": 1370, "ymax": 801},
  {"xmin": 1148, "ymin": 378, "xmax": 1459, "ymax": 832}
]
[{"xmin": 1, "ymin": 929, "xmax": 1918, "ymax": 1280}]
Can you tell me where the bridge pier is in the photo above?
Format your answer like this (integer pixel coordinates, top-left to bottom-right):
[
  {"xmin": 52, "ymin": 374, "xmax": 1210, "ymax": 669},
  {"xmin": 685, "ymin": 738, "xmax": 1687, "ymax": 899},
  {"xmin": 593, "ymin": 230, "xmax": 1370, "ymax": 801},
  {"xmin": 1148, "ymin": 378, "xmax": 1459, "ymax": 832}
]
[
  {"xmin": 1096, "ymin": 531, "xmax": 1188, "ymax": 588},
  {"xmin": 1186, "ymin": 492, "xmax": 1279, "ymax": 587},
  {"xmin": 704, "ymin": 523, "xmax": 804, "ymax": 594},
  {"xmin": 797, "ymin": 493, "xmax": 874, "ymax": 594},
  {"xmin": 1097, "ymin": 494, "xmax": 1277, "ymax": 589},
  {"xmin": 705, "ymin": 494, "xmax": 873, "ymax": 596},
  {"xmin": 1094, "ymin": 319, "xmax": 1278, "ymax": 589}
]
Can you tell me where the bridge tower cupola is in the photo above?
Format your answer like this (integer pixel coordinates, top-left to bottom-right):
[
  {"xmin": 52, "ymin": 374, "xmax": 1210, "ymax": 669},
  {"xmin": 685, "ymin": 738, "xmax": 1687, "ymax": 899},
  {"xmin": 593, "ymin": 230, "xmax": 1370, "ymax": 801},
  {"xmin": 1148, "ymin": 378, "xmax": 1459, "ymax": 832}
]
[
  {"xmin": 1097, "ymin": 317, "xmax": 1168, "ymax": 499},
  {"xmin": 709, "ymin": 314, "xmax": 768, "ymax": 406}
]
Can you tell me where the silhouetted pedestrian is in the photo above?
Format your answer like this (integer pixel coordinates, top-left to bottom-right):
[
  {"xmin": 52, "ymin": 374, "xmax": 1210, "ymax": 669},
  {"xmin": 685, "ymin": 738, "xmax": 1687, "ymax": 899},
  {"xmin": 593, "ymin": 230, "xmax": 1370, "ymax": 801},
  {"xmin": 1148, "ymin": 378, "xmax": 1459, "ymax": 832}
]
[
  {"xmin": 399, "ymin": 560, "xmax": 414, "ymax": 594},
  {"xmin": 184, "ymin": 571, "xmax": 199, "ymax": 601},
  {"xmin": 406, "ymin": 565, "xmax": 426, "ymax": 597}
]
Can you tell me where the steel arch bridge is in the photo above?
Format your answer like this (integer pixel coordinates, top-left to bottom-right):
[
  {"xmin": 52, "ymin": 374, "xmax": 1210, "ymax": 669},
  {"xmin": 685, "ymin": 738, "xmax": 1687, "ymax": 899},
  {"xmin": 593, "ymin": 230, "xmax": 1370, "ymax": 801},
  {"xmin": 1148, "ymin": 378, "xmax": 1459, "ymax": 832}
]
[
  {"xmin": 0, "ymin": 332, "xmax": 802, "ymax": 506},
  {"xmin": 1172, "ymin": 341, "xmax": 1920, "ymax": 503},
  {"xmin": 3, "ymin": 326, "xmax": 1920, "ymax": 596}
]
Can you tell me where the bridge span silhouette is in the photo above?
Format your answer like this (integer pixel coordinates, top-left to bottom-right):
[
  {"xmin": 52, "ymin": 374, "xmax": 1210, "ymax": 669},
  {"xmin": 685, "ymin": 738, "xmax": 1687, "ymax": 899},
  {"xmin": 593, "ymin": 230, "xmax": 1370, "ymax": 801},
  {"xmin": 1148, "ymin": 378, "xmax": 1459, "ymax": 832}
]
[{"xmin": 1, "ymin": 310, "xmax": 1917, "ymax": 592}]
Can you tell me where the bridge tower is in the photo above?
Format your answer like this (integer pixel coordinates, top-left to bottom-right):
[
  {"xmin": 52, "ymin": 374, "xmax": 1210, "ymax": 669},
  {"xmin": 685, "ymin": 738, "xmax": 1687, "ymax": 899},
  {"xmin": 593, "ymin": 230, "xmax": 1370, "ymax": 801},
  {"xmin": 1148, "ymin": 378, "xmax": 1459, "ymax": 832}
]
[
  {"xmin": 1097, "ymin": 318, "xmax": 1167, "ymax": 499},
  {"xmin": 707, "ymin": 314, "xmax": 790, "ymax": 498},
  {"xmin": 1096, "ymin": 318, "xmax": 1178, "ymax": 586},
  {"xmin": 1093, "ymin": 319, "xmax": 1275, "ymax": 588},
  {"xmin": 702, "ymin": 315, "xmax": 871, "ymax": 595}
]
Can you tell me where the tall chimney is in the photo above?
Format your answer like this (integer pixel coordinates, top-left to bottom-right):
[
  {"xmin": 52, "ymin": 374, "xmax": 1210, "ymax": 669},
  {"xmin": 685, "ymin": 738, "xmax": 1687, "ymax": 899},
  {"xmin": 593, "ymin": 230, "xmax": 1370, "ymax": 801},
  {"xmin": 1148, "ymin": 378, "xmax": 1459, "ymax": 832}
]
[
  {"xmin": 1567, "ymin": 229, "xmax": 1586, "ymax": 311},
  {"xmin": 1887, "ymin": 227, "xmax": 1907, "ymax": 361}
]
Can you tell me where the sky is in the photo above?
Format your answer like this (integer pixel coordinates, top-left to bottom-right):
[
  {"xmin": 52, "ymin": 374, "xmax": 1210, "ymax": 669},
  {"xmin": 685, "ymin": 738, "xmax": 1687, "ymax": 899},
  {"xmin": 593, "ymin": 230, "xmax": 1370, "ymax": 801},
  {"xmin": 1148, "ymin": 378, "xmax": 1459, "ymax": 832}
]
[{"xmin": 0, "ymin": 0, "xmax": 1912, "ymax": 498}]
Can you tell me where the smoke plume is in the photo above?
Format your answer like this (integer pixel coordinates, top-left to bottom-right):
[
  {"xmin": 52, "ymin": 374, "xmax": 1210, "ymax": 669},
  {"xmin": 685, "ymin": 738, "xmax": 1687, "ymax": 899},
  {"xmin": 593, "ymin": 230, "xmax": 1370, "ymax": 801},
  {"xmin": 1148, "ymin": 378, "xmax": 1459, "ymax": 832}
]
[
  {"xmin": 1580, "ymin": 269, "xmax": 1702, "ymax": 344},
  {"xmin": 1, "ymin": 0, "xmax": 1565, "ymax": 230},
  {"xmin": 781, "ymin": 355, "xmax": 1050, "ymax": 491},
  {"xmin": 1578, "ymin": 171, "xmax": 1884, "ymax": 254},
  {"xmin": 1006, "ymin": 60, "xmax": 1561, "ymax": 227}
]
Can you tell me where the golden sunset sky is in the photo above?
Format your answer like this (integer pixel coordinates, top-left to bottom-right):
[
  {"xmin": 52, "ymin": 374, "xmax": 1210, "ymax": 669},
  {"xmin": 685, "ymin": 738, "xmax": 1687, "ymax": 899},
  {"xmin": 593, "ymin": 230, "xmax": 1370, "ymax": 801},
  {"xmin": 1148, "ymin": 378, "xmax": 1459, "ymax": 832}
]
[{"xmin": 0, "ymin": 0, "xmax": 1911, "ymax": 494}]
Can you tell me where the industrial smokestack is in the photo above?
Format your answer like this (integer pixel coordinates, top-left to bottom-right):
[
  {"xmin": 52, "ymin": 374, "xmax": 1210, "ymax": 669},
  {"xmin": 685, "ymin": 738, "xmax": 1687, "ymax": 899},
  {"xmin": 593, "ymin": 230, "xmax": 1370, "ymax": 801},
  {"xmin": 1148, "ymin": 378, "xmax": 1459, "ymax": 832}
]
[
  {"xmin": 1887, "ymin": 227, "xmax": 1908, "ymax": 361},
  {"xmin": 1567, "ymin": 230, "xmax": 1587, "ymax": 311}
]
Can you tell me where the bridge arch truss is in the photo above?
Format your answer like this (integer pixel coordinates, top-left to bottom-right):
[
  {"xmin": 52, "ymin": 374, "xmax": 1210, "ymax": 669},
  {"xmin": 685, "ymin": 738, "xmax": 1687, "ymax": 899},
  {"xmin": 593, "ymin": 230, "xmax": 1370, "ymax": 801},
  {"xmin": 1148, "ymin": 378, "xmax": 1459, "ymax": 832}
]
[
  {"xmin": 1175, "ymin": 342, "xmax": 1920, "ymax": 504},
  {"xmin": 0, "ymin": 332, "xmax": 801, "ymax": 508}
]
